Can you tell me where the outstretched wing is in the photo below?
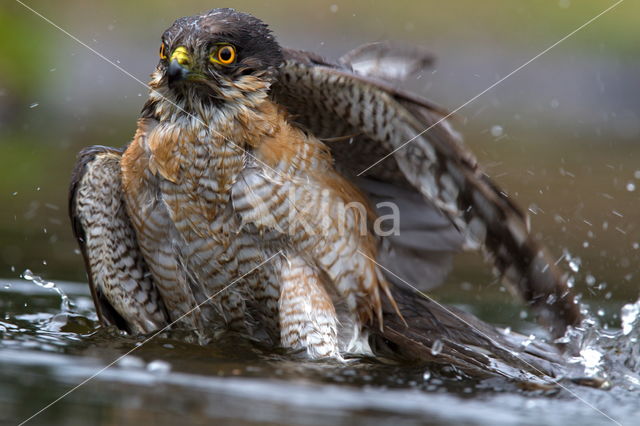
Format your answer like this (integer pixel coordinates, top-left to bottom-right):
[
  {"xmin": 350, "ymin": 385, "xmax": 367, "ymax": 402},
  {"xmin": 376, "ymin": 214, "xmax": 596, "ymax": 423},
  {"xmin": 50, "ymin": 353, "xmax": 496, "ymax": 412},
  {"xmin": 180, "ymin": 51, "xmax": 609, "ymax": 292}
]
[
  {"xmin": 272, "ymin": 47, "xmax": 580, "ymax": 337},
  {"xmin": 337, "ymin": 41, "xmax": 435, "ymax": 83},
  {"xmin": 69, "ymin": 145, "xmax": 168, "ymax": 334}
]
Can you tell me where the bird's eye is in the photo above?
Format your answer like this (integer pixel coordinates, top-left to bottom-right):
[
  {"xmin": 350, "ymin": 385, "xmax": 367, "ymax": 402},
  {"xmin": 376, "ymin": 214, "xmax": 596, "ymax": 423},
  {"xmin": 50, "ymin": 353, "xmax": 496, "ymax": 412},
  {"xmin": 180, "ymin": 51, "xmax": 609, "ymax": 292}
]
[
  {"xmin": 159, "ymin": 42, "xmax": 167, "ymax": 60},
  {"xmin": 211, "ymin": 45, "xmax": 236, "ymax": 65}
]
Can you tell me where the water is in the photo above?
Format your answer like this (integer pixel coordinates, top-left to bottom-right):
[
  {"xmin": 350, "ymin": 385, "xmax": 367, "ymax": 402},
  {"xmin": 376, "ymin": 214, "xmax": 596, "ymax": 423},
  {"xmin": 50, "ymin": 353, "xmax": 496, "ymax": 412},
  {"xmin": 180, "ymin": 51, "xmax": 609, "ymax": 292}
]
[
  {"xmin": 20, "ymin": 269, "xmax": 71, "ymax": 312},
  {"xmin": 1, "ymin": 278, "xmax": 640, "ymax": 425},
  {"xmin": 430, "ymin": 339, "xmax": 444, "ymax": 356}
]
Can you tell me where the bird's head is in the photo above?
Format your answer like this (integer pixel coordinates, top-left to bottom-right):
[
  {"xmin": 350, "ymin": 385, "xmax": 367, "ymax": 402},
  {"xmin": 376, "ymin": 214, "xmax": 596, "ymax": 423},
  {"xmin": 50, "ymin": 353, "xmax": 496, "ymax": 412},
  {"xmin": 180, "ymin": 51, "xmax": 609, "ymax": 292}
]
[{"xmin": 147, "ymin": 8, "xmax": 283, "ymax": 115}]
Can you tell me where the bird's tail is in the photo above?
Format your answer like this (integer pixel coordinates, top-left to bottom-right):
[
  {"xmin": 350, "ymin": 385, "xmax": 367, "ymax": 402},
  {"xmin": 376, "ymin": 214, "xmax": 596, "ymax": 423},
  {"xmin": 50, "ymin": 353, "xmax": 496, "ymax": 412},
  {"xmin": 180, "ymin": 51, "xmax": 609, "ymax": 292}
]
[{"xmin": 368, "ymin": 285, "xmax": 568, "ymax": 384}]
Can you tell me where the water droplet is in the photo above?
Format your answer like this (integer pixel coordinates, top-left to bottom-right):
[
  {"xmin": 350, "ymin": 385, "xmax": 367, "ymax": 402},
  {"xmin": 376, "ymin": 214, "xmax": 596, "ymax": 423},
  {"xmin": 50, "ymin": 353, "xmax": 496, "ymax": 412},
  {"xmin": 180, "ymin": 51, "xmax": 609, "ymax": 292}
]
[
  {"xmin": 29, "ymin": 102, "xmax": 39, "ymax": 109},
  {"xmin": 597, "ymin": 309, "xmax": 605, "ymax": 317},
  {"xmin": 117, "ymin": 356, "xmax": 145, "ymax": 369},
  {"xmin": 21, "ymin": 269, "xmax": 70, "ymax": 310},
  {"xmin": 422, "ymin": 370, "xmax": 431, "ymax": 381},
  {"xmin": 329, "ymin": 4, "xmax": 338, "ymax": 13},
  {"xmin": 147, "ymin": 360, "xmax": 171, "ymax": 374},
  {"xmin": 634, "ymin": 170, "xmax": 640, "ymax": 180},
  {"xmin": 621, "ymin": 303, "xmax": 639, "ymax": 335},
  {"xmin": 632, "ymin": 242, "xmax": 639, "ymax": 250},
  {"xmin": 430, "ymin": 339, "xmax": 443, "ymax": 356},
  {"xmin": 585, "ymin": 274, "xmax": 596, "ymax": 286},
  {"xmin": 522, "ymin": 334, "xmax": 536, "ymax": 348},
  {"xmin": 569, "ymin": 257, "xmax": 581, "ymax": 273},
  {"xmin": 490, "ymin": 125, "xmax": 503, "ymax": 137},
  {"xmin": 580, "ymin": 348, "xmax": 602, "ymax": 375},
  {"xmin": 626, "ymin": 182, "xmax": 636, "ymax": 192}
]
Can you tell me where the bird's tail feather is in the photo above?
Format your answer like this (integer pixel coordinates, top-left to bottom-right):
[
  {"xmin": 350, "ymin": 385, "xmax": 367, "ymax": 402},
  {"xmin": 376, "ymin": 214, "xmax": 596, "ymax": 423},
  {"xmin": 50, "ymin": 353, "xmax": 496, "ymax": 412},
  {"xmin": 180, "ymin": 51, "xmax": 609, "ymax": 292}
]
[{"xmin": 369, "ymin": 285, "xmax": 567, "ymax": 383}]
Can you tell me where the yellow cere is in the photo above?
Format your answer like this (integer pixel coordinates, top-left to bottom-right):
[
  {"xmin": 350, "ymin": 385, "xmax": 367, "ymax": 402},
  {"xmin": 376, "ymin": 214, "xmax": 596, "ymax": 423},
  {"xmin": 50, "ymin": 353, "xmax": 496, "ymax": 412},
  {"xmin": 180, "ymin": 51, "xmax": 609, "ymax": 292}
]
[{"xmin": 170, "ymin": 46, "xmax": 191, "ymax": 66}]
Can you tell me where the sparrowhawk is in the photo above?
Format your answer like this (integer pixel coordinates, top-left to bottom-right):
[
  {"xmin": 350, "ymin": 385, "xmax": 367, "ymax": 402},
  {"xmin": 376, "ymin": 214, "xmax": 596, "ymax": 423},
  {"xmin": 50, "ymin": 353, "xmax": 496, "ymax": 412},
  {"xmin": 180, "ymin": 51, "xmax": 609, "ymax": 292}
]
[{"xmin": 69, "ymin": 8, "xmax": 580, "ymax": 378}]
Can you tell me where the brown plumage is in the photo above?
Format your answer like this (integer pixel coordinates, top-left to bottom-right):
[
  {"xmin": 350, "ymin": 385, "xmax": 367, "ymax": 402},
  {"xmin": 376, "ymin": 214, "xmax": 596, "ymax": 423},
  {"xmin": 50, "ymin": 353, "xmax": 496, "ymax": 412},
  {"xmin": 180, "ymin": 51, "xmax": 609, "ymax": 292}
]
[{"xmin": 69, "ymin": 8, "xmax": 581, "ymax": 379}]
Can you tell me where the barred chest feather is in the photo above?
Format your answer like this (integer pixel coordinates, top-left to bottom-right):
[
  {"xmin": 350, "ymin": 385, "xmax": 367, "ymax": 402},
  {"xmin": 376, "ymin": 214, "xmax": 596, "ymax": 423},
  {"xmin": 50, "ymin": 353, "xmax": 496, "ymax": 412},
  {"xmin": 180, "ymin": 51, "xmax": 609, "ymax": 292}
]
[{"xmin": 121, "ymin": 95, "xmax": 387, "ymax": 357}]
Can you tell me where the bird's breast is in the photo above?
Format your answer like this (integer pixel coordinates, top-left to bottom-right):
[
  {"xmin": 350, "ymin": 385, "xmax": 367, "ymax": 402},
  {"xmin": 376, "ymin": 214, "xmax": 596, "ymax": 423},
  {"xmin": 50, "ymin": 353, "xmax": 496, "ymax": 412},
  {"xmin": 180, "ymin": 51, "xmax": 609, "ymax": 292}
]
[{"xmin": 150, "ymin": 122, "xmax": 247, "ymax": 237}]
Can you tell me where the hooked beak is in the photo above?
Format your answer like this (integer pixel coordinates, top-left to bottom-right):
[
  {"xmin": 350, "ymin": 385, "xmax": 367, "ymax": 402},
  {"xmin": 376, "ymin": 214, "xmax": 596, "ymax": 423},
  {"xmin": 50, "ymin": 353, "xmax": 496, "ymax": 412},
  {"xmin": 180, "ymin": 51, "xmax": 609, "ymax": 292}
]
[
  {"xmin": 167, "ymin": 60, "xmax": 189, "ymax": 84},
  {"xmin": 167, "ymin": 46, "xmax": 191, "ymax": 85}
]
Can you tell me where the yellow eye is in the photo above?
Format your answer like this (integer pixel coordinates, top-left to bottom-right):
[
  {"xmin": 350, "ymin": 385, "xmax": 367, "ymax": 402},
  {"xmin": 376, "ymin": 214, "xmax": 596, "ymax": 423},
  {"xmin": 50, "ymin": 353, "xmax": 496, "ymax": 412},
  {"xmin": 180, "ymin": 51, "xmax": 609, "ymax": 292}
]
[
  {"xmin": 211, "ymin": 45, "xmax": 236, "ymax": 65},
  {"xmin": 159, "ymin": 42, "xmax": 167, "ymax": 60}
]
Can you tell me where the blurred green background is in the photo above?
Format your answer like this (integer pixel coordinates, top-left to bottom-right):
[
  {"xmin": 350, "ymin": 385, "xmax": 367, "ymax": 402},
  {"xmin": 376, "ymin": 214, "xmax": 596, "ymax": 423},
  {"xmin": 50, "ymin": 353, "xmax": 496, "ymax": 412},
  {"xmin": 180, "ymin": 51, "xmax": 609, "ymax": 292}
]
[{"xmin": 1, "ymin": 0, "xmax": 638, "ymax": 307}]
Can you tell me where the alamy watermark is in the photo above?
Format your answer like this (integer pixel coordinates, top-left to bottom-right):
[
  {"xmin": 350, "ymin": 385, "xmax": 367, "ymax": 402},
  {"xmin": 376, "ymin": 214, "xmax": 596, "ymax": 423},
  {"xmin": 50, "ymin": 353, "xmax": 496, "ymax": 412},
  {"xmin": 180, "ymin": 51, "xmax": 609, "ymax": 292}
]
[{"xmin": 240, "ymin": 185, "xmax": 401, "ymax": 238}]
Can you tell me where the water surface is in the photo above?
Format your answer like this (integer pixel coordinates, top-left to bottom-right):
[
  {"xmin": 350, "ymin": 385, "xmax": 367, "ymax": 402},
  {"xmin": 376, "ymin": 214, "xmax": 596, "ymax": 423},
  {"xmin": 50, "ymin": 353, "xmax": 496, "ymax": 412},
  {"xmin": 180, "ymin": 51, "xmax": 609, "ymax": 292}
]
[{"xmin": 2, "ymin": 277, "xmax": 639, "ymax": 426}]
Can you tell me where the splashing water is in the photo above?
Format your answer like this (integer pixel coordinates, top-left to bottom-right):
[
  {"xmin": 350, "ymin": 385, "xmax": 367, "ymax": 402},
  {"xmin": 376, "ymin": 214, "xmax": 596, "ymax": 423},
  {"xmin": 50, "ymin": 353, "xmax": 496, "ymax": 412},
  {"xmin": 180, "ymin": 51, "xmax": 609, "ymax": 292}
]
[
  {"xmin": 621, "ymin": 303, "xmax": 639, "ymax": 336},
  {"xmin": 561, "ymin": 298, "xmax": 640, "ymax": 389},
  {"xmin": 576, "ymin": 348, "xmax": 603, "ymax": 377},
  {"xmin": 21, "ymin": 269, "xmax": 71, "ymax": 312},
  {"xmin": 553, "ymin": 246, "xmax": 640, "ymax": 388},
  {"xmin": 3, "ymin": 271, "xmax": 640, "ymax": 424},
  {"xmin": 562, "ymin": 249, "xmax": 581, "ymax": 274}
]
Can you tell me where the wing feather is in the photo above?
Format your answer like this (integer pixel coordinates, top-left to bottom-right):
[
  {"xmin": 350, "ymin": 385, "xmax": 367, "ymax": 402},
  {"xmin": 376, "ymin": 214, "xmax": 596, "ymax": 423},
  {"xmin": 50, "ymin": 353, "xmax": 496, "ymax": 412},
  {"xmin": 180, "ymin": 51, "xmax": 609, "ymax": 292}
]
[
  {"xmin": 272, "ymin": 47, "xmax": 581, "ymax": 337},
  {"xmin": 69, "ymin": 146, "xmax": 168, "ymax": 333},
  {"xmin": 338, "ymin": 41, "xmax": 435, "ymax": 83}
]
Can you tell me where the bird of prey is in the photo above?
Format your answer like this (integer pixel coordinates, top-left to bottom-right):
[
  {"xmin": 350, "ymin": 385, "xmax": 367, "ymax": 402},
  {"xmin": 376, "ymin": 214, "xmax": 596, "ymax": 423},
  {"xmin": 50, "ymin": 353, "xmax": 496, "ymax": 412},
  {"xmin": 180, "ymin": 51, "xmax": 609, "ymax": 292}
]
[{"xmin": 70, "ymin": 9, "xmax": 582, "ymax": 379}]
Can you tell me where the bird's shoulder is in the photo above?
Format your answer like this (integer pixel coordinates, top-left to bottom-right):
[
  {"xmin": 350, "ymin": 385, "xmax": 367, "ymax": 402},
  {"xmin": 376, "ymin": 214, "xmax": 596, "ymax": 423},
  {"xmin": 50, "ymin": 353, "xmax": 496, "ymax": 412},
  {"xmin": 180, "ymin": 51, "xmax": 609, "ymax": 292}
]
[{"xmin": 248, "ymin": 100, "xmax": 333, "ymax": 174}]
